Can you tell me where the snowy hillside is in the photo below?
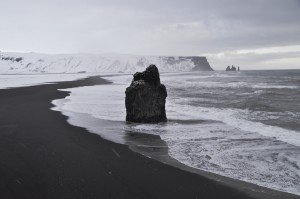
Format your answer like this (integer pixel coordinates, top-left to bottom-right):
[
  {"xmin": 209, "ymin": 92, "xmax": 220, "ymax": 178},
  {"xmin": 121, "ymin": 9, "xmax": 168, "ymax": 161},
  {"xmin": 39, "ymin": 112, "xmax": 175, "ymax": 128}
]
[{"xmin": 0, "ymin": 52, "xmax": 213, "ymax": 74}]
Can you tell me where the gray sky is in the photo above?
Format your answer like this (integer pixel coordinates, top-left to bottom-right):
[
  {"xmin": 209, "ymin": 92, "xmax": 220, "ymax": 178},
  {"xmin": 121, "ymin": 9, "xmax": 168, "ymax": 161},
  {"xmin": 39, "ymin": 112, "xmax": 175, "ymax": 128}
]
[{"xmin": 1, "ymin": 0, "xmax": 300, "ymax": 70}]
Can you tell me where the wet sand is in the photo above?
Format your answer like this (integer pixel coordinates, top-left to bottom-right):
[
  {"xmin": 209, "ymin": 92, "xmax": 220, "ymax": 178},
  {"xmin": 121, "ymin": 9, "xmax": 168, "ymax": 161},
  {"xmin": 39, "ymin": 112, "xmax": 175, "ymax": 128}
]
[{"xmin": 0, "ymin": 76, "xmax": 298, "ymax": 199}]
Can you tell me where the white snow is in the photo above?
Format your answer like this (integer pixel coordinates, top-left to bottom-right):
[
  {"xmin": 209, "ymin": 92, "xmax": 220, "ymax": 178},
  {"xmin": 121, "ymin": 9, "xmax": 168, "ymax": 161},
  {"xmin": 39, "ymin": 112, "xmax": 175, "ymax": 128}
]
[{"xmin": 0, "ymin": 52, "xmax": 197, "ymax": 74}]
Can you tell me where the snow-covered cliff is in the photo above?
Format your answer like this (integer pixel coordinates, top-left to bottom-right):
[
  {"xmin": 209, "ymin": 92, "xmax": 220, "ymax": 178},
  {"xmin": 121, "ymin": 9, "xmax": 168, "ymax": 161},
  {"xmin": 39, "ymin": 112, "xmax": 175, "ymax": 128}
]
[{"xmin": 0, "ymin": 52, "xmax": 213, "ymax": 74}]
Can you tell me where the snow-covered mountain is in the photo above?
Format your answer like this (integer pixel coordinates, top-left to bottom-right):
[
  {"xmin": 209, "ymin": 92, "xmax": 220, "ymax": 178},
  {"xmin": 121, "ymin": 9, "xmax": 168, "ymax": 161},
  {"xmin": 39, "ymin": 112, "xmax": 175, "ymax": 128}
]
[{"xmin": 0, "ymin": 52, "xmax": 213, "ymax": 74}]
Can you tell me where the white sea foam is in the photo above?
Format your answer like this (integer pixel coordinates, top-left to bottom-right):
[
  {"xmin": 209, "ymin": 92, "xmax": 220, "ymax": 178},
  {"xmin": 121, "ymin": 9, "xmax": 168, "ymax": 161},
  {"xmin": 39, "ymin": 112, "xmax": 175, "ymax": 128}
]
[
  {"xmin": 252, "ymin": 84, "xmax": 299, "ymax": 89},
  {"xmin": 167, "ymin": 103, "xmax": 300, "ymax": 147}
]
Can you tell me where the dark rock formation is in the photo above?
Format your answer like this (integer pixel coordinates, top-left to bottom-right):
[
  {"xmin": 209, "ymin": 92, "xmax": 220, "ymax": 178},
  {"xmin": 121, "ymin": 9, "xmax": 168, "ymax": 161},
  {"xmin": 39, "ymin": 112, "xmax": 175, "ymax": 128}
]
[
  {"xmin": 167, "ymin": 56, "xmax": 213, "ymax": 71},
  {"xmin": 1, "ymin": 56, "xmax": 23, "ymax": 62},
  {"xmin": 188, "ymin": 56, "xmax": 213, "ymax": 71},
  {"xmin": 125, "ymin": 65, "xmax": 167, "ymax": 123},
  {"xmin": 137, "ymin": 56, "xmax": 213, "ymax": 71},
  {"xmin": 15, "ymin": 57, "xmax": 23, "ymax": 62},
  {"xmin": 226, "ymin": 65, "xmax": 237, "ymax": 71}
]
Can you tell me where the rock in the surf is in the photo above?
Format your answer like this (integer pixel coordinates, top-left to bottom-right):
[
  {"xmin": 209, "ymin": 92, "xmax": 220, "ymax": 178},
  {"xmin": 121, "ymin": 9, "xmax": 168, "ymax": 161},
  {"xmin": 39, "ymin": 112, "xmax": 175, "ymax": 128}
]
[{"xmin": 125, "ymin": 64, "xmax": 167, "ymax": 123}]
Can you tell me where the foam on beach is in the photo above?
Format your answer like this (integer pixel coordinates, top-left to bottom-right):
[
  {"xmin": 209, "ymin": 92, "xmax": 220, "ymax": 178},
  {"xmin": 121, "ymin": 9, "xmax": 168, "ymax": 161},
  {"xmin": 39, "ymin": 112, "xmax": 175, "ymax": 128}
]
[{"xmin": 52, "ymin": 72, "xmax": 300, "ymax": 195}]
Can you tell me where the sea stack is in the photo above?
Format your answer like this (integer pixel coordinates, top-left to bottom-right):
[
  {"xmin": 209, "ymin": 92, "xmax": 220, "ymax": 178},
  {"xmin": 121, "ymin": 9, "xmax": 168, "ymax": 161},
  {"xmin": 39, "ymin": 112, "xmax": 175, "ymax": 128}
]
[{"xmin": 125, "ymin": 65, "xmax": 167, "ymax": 123}]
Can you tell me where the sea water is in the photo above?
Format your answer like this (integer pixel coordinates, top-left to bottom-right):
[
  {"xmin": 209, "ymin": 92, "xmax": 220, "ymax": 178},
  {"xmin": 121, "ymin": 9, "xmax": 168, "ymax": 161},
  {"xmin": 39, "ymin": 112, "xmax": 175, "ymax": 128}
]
[{"xmin": 52, "ymin": 70, "xmax": 300, "ymax": 195}]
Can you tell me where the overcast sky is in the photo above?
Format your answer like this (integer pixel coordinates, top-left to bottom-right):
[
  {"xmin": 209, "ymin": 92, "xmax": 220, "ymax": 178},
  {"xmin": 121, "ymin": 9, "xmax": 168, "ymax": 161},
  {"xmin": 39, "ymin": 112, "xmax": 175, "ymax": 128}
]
[{"xmin": 0, "ymin": 0, "xmax": 300, "ymax": 70}]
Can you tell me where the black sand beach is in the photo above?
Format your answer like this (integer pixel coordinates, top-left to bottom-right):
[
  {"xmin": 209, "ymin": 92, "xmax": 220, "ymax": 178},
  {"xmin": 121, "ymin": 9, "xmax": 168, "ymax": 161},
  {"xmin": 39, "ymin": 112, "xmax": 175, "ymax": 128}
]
[{"xmin": 0, "ymin": 76, "xmax": 299, "ymax": 199}]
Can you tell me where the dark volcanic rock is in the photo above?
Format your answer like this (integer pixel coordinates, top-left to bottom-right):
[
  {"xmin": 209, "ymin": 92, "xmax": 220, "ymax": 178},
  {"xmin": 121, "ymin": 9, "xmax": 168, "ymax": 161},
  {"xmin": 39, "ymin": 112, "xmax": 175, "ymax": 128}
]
[
  {"xmin": 125, "ymin": 65, "xmax": 167, "ymax": 123},
  {"xmin": 188, "ymin": 56, "xmax": 213, "ymax": 71},
  {"xmin": 226, "ymin": 65, "xmax": 237, "ymax": 71}
]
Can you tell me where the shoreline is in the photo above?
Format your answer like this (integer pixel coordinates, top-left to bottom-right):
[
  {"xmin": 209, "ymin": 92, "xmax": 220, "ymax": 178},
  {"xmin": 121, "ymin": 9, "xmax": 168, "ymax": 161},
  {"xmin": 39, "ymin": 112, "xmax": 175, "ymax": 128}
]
[{"xmin": 0, "ymin": 76, "xmax": 299, "ymax": 198}]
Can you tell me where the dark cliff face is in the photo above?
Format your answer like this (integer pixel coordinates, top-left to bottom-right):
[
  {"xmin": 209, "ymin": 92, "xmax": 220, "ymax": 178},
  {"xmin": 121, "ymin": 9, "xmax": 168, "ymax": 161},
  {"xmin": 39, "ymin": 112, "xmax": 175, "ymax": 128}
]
[
  {"xmin": 159, "ymin": 56, "xmax": 213, "ymax": 71},
  {"xmin": 187, "ymin": 56, "xmax": 213, "ymax": 71}
]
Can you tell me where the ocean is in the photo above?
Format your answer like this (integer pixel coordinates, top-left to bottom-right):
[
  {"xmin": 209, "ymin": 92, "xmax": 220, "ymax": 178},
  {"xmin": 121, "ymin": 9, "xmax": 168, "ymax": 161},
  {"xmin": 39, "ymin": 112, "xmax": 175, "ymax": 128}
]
[{"xmin": 52, "ymin": 70, "xmax": 300, "ymax": 195}]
